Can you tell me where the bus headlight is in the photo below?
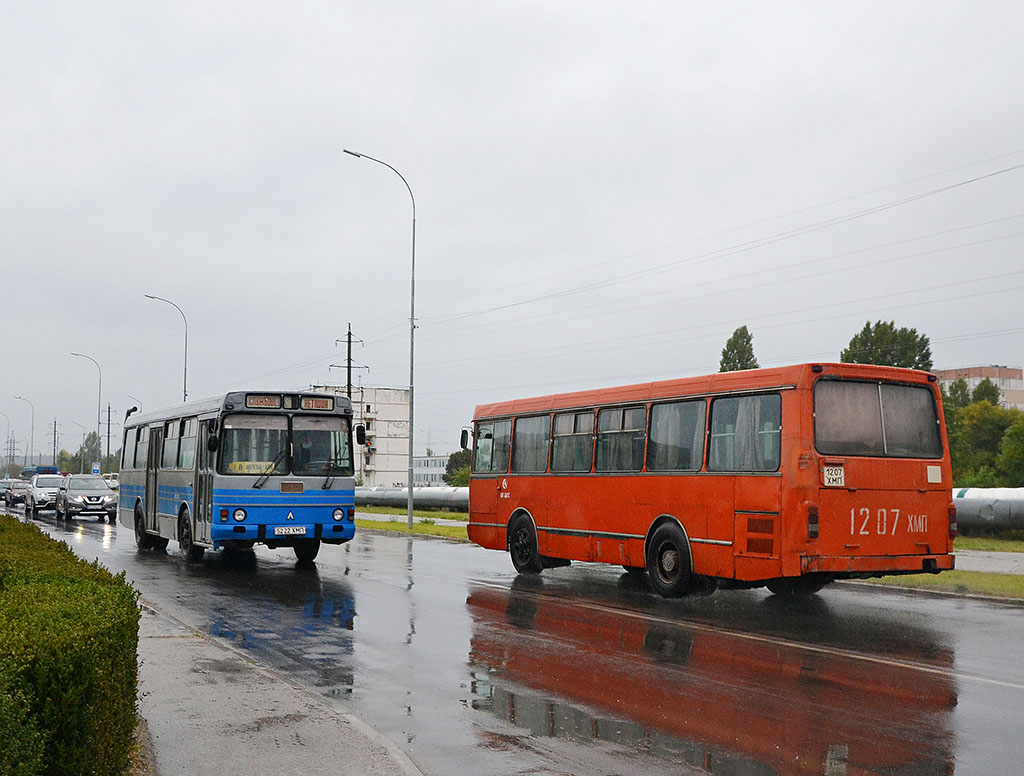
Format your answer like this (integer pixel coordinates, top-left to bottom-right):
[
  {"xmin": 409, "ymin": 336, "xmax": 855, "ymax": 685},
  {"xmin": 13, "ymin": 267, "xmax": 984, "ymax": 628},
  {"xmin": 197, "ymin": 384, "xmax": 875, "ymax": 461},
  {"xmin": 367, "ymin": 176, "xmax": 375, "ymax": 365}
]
[
  {"xmin": 233, "ymin": 509, "xmax": 247, "ymax": 522},
  {"xmin": 333, "ymin": 509, "xmax": 344, "ymax": 521}
]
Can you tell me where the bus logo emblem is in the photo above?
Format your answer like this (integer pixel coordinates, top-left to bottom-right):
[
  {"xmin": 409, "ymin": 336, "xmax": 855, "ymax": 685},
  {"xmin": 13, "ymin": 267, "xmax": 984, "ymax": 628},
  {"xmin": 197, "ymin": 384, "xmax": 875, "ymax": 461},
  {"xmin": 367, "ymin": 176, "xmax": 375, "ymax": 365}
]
[{"xmin": 287, "ymin": 512, "xmax": 295, "ymax": 520}]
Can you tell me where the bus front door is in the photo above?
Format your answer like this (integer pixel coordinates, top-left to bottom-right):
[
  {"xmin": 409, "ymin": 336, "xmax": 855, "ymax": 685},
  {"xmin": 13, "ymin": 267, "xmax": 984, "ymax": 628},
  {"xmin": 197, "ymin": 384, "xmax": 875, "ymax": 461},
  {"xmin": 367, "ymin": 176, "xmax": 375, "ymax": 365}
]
[
  {"xmin": 145, "ymin": 428, "xmax": 163, "ymax": 533},
  {"xmin": 195, "ymin": 421, "xmax": 213, "ymax": 544}
]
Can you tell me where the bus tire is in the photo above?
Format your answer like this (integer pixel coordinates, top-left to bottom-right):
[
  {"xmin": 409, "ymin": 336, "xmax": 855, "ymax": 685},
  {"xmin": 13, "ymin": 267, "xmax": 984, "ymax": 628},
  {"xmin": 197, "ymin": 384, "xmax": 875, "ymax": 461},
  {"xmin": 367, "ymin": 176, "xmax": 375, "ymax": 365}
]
[
  {"xmin": 179, "ymin": 510, "xmax": 205, "ymax": 563},
  {"xmin": 646, "ymin": 523, "xmax": 692, "ymax": 598},
  {"xmin": 508, "ymin": 514, "xmax": 543, "ymax": 575},
  {"xmin": 294, "ymin": 539, "xmax": 321, "ymax": 564},
  {"xmin": 135, "ymin": 507, "xmax": 153, "ymax": 550}
]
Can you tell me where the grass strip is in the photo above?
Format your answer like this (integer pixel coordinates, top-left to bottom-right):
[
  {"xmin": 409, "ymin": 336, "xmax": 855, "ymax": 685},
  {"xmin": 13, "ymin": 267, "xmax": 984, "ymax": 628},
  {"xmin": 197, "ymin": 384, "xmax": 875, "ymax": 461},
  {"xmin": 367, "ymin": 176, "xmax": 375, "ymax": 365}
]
[
  {"xmin": 859, "ymin": 570, "xmax": 1024, "ymax": 600},
  {"xmin": 356, "ymin": 505, "xmax": 469, "ymax": 521},
  {"xmin": 955, "ymin": 534, "xmax": 1024, "ymax": 553},
  {"xmin": 355, "ymin": 518, "xmax": 469, "ymax": 541}
]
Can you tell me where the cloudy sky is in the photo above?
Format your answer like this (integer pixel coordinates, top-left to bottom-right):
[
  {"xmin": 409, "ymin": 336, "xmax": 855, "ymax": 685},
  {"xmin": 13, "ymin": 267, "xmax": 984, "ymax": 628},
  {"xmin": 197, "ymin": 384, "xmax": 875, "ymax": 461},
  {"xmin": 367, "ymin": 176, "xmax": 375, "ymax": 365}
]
[{"xmin": 3, "ymin": 1, "xmax": 1022, "ymax": 460}]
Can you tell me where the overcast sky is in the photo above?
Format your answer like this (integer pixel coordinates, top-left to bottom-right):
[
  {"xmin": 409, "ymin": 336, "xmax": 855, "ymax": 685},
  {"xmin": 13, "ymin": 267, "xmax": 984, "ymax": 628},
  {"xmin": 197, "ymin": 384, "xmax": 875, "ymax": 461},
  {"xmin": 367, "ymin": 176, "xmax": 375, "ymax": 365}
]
[{"xmin": 3, "ymin": 1, "xmax": 1023, "ymax": 461}]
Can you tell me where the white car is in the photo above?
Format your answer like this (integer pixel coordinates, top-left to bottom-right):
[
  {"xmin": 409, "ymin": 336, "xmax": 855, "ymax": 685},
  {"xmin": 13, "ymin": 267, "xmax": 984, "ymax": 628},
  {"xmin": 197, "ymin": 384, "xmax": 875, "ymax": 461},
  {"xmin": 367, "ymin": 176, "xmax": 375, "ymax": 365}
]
[{"xmin": 26, "ymin": 474, "xmax": 64, "ymax": 516}]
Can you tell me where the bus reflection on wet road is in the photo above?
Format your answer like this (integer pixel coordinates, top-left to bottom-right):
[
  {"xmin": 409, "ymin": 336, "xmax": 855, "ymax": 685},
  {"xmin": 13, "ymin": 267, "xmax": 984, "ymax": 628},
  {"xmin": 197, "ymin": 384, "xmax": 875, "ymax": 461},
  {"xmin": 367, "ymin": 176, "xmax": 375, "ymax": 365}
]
[{"xmin": 467, "ymin": 578, "xmax": 957, "ymax": 776}]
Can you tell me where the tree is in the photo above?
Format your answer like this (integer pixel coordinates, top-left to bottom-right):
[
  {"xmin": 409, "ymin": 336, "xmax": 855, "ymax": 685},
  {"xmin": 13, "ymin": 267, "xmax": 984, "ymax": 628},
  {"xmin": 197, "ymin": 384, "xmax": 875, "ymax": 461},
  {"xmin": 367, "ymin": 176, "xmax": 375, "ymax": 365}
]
[
  {"xmin": 996, "ymin": 416, "xmax": 1024, "ymax": 486},
  {"xmin": 719, "ymin": 326, "xmax": 759, "ymax": 372},
  {"xmin": 840, "ymin": 320, "xmax": 932, "ymax": 371},
  {"xmin": 971, "ymin": 378, "xmax": 1001, "ymax": 405},
  {"xmin": 947, "ymin": 379, "xmax": 971, "ymax": 409},
  {"xmin": 443, "ymin": 449, "xmax": 473, "ymax": 486},
  {"xmin": 949, "ymin": 401, "xmax": 1020, "ymax": 484}
]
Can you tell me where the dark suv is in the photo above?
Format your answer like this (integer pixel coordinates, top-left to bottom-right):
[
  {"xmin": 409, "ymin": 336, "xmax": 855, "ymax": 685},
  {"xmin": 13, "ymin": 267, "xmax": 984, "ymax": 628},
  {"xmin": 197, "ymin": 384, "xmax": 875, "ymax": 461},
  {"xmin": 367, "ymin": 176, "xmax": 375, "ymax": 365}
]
[{"xmin": 55, "ymin": 474, "xmax": 118, "ymax": 523}]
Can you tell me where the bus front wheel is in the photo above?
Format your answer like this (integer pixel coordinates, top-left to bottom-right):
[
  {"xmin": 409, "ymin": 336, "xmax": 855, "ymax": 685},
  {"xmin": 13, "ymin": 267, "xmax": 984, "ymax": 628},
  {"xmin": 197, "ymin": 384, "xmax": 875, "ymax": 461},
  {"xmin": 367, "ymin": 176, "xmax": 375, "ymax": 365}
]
[
  {"xmin": 294, "ymin": 539, "xmax": 321, "ymax": 564},
  {"xmin": 508, "ymin": 515, "xmax": 543, "ymax": 575},
  {"xmin": 179, "ymin": 511, "xmax": 205, "ymax": 563},
  {"xmin": 646, "ymin": 523, "xmax": 692, "ymax": 598}
]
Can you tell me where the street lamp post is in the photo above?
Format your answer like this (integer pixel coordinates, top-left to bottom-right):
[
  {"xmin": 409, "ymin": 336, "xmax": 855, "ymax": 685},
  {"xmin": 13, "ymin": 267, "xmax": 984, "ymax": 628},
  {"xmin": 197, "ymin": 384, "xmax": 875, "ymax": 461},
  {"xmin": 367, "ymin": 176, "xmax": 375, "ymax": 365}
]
[
  {"xmin": 145, "ymin": 295, "xmax": 188, "ymax": 402},
  {"xmin": 343, "ymin": 148, "xmax": 417, "ymax": 530},
  {"xmin": 70, "ymin": 353, "xmax": 102, "ymax": 469},
  {"xmin": 14, "ymin": 396, "xmax": 34, "ymax": 469}
]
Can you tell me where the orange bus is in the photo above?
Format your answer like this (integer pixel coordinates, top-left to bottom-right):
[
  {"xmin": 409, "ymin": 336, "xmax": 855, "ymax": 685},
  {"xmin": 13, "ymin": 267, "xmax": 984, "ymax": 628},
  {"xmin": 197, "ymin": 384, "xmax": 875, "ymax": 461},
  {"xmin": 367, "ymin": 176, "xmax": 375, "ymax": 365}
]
[{"xmin": 464, "ymin": 363, "xmax": 956, "ymax": 596}]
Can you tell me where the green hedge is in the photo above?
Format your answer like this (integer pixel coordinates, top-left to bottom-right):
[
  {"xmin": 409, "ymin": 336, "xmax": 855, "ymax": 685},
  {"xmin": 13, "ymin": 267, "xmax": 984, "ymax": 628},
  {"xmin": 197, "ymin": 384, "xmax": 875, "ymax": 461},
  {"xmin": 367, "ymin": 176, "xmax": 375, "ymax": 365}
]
[{"xmin": 0, "ymin": 517, "xmax": 140, "ymax": 776}]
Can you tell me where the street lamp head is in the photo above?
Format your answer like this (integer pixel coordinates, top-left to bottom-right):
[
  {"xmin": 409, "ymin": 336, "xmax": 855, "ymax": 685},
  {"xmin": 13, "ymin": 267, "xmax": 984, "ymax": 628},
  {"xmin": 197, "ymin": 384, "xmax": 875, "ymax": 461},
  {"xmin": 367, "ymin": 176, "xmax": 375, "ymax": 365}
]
[{"xmin": 343, "ymin": 149, "xmax": 363, "ymax": 158}]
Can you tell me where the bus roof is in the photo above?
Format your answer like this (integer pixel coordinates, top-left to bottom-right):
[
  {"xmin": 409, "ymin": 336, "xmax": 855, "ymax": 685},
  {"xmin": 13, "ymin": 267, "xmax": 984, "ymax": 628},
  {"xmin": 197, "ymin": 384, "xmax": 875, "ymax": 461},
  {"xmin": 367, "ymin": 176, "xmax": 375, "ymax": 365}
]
[
  {"xmin": 124, "ymin": 390, "xmax": 353, "ymax": 429},
  {"xmin": 472, "ymin": 362, "xmax": 937, "ymax": 419}
]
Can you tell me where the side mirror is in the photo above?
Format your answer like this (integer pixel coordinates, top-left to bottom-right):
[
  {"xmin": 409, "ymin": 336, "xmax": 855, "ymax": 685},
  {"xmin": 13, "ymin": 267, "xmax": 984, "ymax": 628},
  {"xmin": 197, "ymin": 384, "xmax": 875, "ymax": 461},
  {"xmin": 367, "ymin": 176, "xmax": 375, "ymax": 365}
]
[
  {"xmin": 460, "ymin": 429, "xmax": 470, "ymax": 450},
  {"xmin": 355, "ymin": 425, "xmax": 367, "ymax": 446},
  {"xmin": 207, "ymin": 435, "xmax": 220, "ymax": 452}
]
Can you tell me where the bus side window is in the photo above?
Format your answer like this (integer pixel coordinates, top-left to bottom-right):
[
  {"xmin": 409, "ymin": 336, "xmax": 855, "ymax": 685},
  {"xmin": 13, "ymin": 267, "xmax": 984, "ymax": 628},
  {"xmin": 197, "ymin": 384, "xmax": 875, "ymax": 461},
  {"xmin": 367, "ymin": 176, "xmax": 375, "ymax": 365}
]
[
  {"xmin": 511, "ymin": 416, "xmax": 550, "ymax": 473},
  {"xmin": 647, "ymin": 400, "xmax": 706, "ymax": 472},
  {"xmin": 709, "ymin": 394, "xmax": 780, "ymax": 472}
]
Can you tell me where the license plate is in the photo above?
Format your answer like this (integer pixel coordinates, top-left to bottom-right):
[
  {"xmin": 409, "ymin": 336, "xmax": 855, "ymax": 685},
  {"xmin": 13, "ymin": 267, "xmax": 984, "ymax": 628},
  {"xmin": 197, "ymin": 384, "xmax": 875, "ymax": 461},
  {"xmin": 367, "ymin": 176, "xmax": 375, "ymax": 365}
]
[
  {"xmin": 273, "ymin": 526, "xmax": 306, "ymax": 536},
  {"xmin": 823, "ymin": 465, "xmax": 845, "ymax": 487}
]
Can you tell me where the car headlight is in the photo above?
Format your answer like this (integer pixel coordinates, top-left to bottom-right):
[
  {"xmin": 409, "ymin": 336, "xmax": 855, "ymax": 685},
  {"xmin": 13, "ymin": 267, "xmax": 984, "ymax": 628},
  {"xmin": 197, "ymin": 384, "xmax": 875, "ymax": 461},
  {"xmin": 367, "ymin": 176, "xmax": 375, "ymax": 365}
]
[
  {"xmin": 233, "ymin": 509, "xmax": 246, "ymax": 522},
  {"xmin": 73, "ymin": 496, "xmax": 85, "ymax": 503},
  {"xmin": 333, "ymin": 508, "xmax": 344, "ymax": 521}
]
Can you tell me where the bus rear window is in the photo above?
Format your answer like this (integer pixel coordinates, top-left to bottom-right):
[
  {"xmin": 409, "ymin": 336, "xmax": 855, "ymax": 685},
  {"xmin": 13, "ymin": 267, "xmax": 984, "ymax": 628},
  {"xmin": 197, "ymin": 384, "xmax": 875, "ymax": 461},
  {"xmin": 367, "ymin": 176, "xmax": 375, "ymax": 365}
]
[{"xmin": 815, "ymin": 380, "xmax": 942, "ymax": 458}]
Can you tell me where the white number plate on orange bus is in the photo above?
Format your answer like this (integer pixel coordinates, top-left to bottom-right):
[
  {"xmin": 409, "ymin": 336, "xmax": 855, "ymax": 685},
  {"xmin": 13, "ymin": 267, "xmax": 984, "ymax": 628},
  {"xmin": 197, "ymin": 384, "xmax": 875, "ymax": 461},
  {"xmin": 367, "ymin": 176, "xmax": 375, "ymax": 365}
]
[
  {"xmin": 823, "ymin": 466, "xmax": 845, "ymax": 487},
  {"xmin": 274, "ymin": 526, "xmax": 306, "ymax": 536}
]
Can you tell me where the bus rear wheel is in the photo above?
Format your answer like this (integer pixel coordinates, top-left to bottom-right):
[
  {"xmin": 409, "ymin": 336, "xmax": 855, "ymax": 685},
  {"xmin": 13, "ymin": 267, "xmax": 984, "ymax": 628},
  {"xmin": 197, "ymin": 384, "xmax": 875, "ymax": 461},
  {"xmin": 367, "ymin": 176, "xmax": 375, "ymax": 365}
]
[
  {"xmin": 294, "ymin": 539, "xmax": 321, "ymax": 564},
  {"xmin": 646, "ymin": 523, "xmax": 692, "ymax": 598},
  {"xmin": 508, "ymin": 515, "xmax": 543, "ymax": 575},
  {"xmin": 179, "ymin": 511, "xmax": 205, "ymax": 563}
]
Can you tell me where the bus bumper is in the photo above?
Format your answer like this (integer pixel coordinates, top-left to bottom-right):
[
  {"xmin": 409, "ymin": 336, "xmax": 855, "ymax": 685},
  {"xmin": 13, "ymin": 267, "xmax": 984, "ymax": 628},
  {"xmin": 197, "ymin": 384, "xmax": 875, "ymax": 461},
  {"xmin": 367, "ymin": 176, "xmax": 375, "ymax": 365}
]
[{"xmin": 801, "ymin": 553, "xmax": 955, "ymax": 575}]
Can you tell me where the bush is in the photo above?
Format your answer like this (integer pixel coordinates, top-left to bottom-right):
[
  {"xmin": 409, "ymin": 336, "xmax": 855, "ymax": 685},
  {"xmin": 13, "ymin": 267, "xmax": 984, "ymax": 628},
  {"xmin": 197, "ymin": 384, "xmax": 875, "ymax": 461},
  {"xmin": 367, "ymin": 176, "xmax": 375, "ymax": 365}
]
[{"xmin": 0, "ymin": 517, "xmax": 139, "ymax": 776}]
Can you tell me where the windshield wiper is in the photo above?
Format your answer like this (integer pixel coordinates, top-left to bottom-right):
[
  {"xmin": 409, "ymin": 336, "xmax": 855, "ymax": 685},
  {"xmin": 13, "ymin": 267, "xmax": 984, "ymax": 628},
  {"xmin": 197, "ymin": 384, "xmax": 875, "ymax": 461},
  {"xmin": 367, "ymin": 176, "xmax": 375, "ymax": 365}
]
[{"xmin": 253, "ymin": 449, "xmax": 287, "ymax": 489}]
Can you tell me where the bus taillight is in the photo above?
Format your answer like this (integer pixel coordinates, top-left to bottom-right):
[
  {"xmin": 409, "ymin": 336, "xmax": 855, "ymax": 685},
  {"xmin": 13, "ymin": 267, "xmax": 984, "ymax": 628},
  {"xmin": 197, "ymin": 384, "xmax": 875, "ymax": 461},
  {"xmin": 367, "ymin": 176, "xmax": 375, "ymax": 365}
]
[
  {"xmin": 808, "ymin": 505, "xmax": 819, "ymax": 539},
  {"xmin": 948, "ymin": 505, "xmax": 958, "ymax": 538}
]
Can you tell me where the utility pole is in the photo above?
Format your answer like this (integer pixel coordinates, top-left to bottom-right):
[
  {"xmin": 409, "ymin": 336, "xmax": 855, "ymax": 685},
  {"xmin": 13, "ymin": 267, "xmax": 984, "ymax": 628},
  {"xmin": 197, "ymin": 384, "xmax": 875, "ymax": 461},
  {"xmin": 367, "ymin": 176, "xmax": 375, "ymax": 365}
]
[
  {"xmin": 331, "ymin": 324, "xmax": 367, "ymax": 399},
  {"xmin": 52, "ymin": 419, "xmax": 58, "ymax": 466}
]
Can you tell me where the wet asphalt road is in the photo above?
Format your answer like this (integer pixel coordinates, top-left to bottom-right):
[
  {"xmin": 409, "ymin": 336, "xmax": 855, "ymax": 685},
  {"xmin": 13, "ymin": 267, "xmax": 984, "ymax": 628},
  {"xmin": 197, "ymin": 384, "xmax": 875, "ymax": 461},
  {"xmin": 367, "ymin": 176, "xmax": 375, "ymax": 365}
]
[{"xmin": 10, "ymin": 505, "xmax": 1024, "ymax": 776}]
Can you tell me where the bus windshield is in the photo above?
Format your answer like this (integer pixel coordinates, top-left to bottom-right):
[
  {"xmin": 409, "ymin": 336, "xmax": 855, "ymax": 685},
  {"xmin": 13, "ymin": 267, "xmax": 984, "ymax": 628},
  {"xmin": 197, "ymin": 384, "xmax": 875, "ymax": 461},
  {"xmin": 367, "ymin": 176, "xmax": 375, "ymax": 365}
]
[
  {"xmin": 293, "ymin": 416, "xmax": 353, "ymax": 476},
  {"xmin": 814, "ymin": 380, "xmax": 942, "ymax": 458},
  {"xmin": 218, "ymin": 413, "xmax": 354, "ymax": 476},
  {"xmin": 220, "ymin": 415, "xmax": 289, "ymax": 475}
]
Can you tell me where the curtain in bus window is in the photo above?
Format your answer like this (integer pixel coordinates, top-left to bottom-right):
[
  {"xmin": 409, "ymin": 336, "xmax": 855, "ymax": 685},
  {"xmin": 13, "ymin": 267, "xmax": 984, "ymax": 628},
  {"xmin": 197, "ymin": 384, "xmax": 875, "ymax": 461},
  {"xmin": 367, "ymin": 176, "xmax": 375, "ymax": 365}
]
[
  {"xmin": 512, "ymin": 416, "xmax": 550, "ymax": 472},
  {"xmin": 815, "ymin": 381, "xmax": 885, "ymax": 456},
  {"xmin": 219, "ymin": 414, "xmax": 288, "ymax": 475},
  {"xmin": 596, "ymin": 407, "xmax": 645, "ymax": 471},
  {"xmin": 293, "ymin": 416, "xmax": 353, "ymax": 475},
  {"xmin": 879, "ymin": 384, "xmax": 942, "ymax": 458},
  {"xmin": 647, "ymin": 401, "xmax": 706, "ymax": 471},
  {"xmin": 710, "ymin": 394, "xmax": 780, "ymax": 471}
]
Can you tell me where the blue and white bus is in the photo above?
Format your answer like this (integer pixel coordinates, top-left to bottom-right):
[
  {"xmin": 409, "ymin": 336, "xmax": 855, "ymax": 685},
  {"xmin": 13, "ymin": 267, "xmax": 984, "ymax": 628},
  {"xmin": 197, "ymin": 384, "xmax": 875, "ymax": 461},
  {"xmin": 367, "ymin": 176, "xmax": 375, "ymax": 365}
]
[{"xmin": 119, "ymin": 390, "xmax": 361, "ymax": 563}]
